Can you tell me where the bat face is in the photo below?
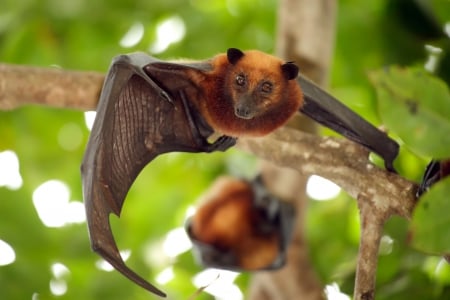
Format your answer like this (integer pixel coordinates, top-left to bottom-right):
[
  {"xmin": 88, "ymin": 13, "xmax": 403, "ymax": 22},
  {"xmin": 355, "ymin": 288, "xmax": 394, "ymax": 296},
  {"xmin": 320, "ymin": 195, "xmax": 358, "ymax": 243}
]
[
  {"xmin": 144, "ymin": 48, "xmax": 304, "ymax": 138},
  {"xmin": 225, "ymin": 48, "xmax": 300, "ymax": 121},
  {"xmin": 185, "ymin": 176, "xmax": 295, "ymax": 271}
]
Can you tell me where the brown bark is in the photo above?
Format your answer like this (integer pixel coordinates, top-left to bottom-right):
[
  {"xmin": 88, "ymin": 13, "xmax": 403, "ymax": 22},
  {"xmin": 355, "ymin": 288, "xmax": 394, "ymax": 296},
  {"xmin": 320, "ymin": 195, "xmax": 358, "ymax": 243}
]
[{"xmin": 0, "ymin": 63, "xmax": 103, "ymax": 111}]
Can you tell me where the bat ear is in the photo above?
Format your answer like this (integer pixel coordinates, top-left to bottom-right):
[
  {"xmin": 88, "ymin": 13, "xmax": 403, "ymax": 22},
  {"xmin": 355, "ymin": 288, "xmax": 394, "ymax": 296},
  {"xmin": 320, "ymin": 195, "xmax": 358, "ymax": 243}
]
[
  {"xmin": 281, "ymin": 62, "xmax": 299, "ymax": 80},
  {"xmin": 227, "ymin": 48, "xmax": 245, "ymax": 65}
]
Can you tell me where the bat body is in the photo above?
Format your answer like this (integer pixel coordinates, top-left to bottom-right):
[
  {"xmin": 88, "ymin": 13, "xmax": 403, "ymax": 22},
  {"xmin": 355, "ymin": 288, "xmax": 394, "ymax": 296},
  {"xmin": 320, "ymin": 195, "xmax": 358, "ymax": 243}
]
[
  {"xmin": 81, "ymin": 48, "xmax": 399, "ymax": 297},
  {"xmin": 186, "ymin": 176, "xmax": 295, "ymax": 271}
]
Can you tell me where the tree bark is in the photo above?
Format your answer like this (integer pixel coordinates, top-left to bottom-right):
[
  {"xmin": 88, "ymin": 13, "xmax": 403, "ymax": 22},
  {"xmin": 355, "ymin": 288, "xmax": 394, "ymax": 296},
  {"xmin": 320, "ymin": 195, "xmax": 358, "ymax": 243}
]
[{"xmin": 0, "ymin": 63, "xmax": 103, "ymax": 111}]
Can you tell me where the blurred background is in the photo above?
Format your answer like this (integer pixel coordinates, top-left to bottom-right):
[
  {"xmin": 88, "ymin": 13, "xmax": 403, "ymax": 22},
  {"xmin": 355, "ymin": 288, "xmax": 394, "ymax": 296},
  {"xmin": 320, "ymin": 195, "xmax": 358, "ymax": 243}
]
[{"xmin": 0, "ymin": 0, "xmax": 450, "ymax": 299}]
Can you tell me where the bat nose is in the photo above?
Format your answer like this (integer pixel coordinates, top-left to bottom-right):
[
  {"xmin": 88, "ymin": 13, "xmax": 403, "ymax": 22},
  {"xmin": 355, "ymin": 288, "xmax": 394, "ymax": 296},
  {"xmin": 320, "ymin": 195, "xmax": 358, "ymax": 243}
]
[
  {"xmin": 235, "ymin": 106, "xmax": 253, "ymax": 119},
  {"xmin": 235, "ymin": 96, "xmax": 255, "ymax": 119}
]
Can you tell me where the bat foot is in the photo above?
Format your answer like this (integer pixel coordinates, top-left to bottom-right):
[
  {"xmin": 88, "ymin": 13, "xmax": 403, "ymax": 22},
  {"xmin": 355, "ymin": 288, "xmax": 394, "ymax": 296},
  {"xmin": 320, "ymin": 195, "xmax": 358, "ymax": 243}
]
[
  {"xmin": 384, "ymin": 160, "xmax": 397, "ymax": 174},
  {"xmin": 417, "ymin": 160, "xmax": 441, "ymax": 197},
  {"xmin": 207, "ymin": 136, "xmax": 236, "ymax": 152}
]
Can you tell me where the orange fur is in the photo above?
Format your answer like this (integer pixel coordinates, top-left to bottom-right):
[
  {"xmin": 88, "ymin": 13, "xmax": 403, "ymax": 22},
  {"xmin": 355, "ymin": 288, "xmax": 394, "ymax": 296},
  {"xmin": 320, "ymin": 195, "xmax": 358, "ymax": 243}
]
[
  {"xmin": 188, "ymin": 50, "xmax": 303, "ymax": 137},
  {"xmin": 190, "ymin": 176, "xmax": 280, "ymax": 270},
  {"xmin": 190, "ymin": 177, "xmax": 253, "ymax": 246}
]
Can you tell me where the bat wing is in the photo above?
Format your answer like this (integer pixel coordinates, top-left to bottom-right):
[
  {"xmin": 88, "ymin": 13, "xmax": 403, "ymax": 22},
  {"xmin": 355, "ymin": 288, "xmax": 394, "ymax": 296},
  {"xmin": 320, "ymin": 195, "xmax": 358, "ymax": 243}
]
[
  {"xmin": 297, "ymin": 75, "xmax": 399, "ymax": 172},
  {"xmin": 81, "ymin": 53, "xmax": 232, "ymax": 297},
  {"xmin": 251, "ymin": 176, "xmax": 295, "ymax": 256}
]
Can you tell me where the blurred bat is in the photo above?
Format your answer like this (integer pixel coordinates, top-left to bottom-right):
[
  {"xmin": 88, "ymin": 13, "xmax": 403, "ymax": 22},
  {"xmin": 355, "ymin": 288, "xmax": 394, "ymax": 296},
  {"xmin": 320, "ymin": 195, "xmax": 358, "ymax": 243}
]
[{"xmin": 186, "ymin": 176, "xmax": 295, "ymax": 271}]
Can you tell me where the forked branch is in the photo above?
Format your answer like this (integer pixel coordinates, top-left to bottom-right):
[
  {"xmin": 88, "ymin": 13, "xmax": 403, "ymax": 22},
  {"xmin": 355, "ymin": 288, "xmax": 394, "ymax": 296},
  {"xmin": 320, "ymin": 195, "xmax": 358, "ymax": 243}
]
[{"xmin": 238, "ymin": 128, "xmax": 417, "ymax": 300}]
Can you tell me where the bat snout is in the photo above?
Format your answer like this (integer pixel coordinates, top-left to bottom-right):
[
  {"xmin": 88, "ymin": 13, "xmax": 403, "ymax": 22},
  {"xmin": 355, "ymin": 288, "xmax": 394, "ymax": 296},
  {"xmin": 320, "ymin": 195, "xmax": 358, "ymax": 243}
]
[
  {"xmin": 235, "ymin": 107, "xmax": 254, "ymax": 119},
  {"xmin": 234, "ymin": 96, "xmax": 257, "ymax": 120}
]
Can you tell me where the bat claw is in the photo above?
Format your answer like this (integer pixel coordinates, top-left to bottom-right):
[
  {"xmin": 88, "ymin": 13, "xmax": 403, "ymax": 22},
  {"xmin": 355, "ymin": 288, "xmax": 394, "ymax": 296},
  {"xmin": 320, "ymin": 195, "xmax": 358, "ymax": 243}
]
[
  {"xmin": 207, "ymin": 136, "xmax": 236, "ymax": 152},
  {"xmin": 160, "ymin": 90, "xmax": 174, "ymax": 104}
]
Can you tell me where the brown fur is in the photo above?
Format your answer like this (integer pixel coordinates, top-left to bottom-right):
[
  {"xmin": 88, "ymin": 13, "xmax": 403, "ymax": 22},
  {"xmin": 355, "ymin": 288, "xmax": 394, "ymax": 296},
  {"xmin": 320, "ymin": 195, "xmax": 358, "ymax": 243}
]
[
  {"xmin": 188, "ymin": 50, "xmax": 303, "ymax": 137},
  {"xmin": 190, "ymin": 176, "xmax": 279, "ymax": 270}
]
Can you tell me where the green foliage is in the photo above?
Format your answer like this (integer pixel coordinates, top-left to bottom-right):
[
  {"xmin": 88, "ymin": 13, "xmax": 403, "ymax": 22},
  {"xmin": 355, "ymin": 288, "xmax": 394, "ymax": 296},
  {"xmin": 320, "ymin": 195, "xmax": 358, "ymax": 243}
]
[
  {"xmin": 411, "ymin": 177, "xmax": 450, "ymax": 255},
  {"xmin": 1, "ymin": 0, "xmax": 450, "ymax": 300},
  {"xmin": 369, "ymin": 60, "xmax": 450, "ymax": 263},
  {"xmin": 370, "ymin": 66, "xmax": 450, "ymax": 159}
]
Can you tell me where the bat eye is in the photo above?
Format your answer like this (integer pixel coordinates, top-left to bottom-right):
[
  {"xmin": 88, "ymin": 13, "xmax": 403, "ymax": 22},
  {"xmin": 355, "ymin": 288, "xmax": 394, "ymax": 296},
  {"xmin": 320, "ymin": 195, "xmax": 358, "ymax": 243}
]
[
  {"xmin": 236, "ymin": 74, "xmax": 246, "ymax": 86},
  {"xmin": 261, "ymin": 81, "xmax": 273, "ymax": 93}
]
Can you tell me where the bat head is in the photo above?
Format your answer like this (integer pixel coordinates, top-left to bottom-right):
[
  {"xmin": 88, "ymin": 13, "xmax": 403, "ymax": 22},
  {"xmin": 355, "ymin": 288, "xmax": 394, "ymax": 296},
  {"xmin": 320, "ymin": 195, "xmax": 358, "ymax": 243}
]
[
  {"xmin": 204, "ymin": 48, "xmax": 303, "ymax": 137},
  {"xmin": 225, "ymin": 48, "xmax": 300, "ymax": 120}
]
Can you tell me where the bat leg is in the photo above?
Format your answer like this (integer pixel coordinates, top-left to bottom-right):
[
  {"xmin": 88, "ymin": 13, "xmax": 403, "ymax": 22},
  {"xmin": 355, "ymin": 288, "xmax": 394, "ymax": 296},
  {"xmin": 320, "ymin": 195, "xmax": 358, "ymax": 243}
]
[
  {"xmin": 207, "ymin": 135, "xmax": 237, "ymax": 152},
  {"xmin": 179, "ymin": 91, "xmax": 237, "ymax": 152}
]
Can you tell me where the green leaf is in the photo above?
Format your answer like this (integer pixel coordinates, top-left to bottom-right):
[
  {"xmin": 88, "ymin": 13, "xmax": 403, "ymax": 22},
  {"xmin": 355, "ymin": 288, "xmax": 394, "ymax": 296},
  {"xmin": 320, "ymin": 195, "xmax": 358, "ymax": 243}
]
[
  {"xmin": 410, "ymin": 176, "xmax": 450, "ymax": 254},
  {"xmin": 370, "ymin": 67, "xmax": 450, "ymax": 159}
]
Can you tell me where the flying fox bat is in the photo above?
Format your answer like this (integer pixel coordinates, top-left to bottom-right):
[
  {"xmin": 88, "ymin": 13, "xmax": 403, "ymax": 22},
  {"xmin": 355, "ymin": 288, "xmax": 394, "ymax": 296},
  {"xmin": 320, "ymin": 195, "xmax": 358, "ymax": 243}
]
[
  {"xmin": 186, "ymin": 175, "xmax": 295, "ymax": 271},
  {"xmin": 81, "ymin": 48, "xmax": 399, "ymax": 297}
]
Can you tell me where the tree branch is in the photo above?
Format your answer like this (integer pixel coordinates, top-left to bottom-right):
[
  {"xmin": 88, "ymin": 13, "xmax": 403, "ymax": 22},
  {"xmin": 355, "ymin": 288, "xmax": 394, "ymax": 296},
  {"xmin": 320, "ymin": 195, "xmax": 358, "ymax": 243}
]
[
  {"xmin": 0, "ymin": 63, "xmax": 103, "ymax": 110},
  {"xmin": 354, "ymin": 194, "xmax": 385, "ymax": 300},
  {"xmin": 237, "ymin": 128, "xmax": 417, "ymax": 300},
  {"xmin": 238, "ymin": 129, "xmax": 416, "ymax": 220}
]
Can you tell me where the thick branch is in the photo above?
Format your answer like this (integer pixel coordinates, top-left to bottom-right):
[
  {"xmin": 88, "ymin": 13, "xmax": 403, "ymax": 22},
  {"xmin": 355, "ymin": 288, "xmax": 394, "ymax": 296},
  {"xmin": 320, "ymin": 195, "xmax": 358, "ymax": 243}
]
[
  {"xmin": 0, "ymin": 63, "xmax": 104, "ymax": 110},
  {"xmin": 238, "ymin": 128, "xmax": 416, "ymax": 220}
]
